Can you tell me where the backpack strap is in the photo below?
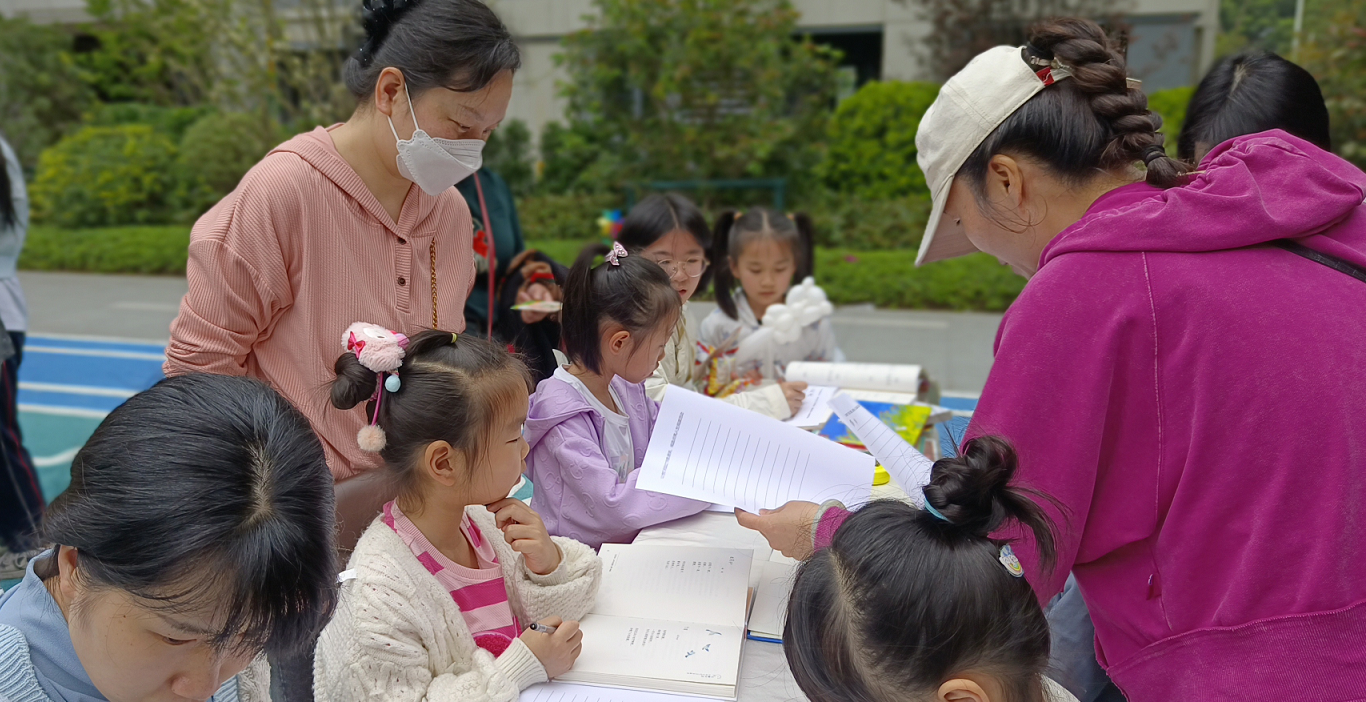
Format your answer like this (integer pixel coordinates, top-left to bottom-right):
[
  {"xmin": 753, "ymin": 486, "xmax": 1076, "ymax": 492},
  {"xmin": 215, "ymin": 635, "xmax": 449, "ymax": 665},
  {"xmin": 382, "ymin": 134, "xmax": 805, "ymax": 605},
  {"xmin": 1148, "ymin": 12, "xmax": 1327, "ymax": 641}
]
[{"xmin": 1273, "ymin": 239, "xmax": 1366, "ymax": 285}]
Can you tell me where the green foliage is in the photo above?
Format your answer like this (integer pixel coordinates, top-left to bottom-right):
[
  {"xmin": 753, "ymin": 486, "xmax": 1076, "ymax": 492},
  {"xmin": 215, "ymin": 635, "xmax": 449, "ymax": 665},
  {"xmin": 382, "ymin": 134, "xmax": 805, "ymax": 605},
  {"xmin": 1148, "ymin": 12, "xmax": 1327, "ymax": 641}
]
[
  {"xmin": 818, "ymin": 81, "xmax": 940, "ymax": 199},
  {"xmin": 84, "ymin": 102, "xmax": 214, "ymax": 140},
  {"xmin": 29, "ymin": 125, "xmax": 178, "ymax": 227},
  {"xmin": 538, "ymin": 120, "xmax": 623, "ymax": 195},
  {"xmin": 0, "ymin": 16, "xmax": 96, "ymax": 169},
  {"xmin": 816, "ymin": 250, "xmax": 1024, "ymax": 311},
  {"xmin": 554, "ymin": 0, "xmax": 838, "ymax": 194},
  {"xmin": 77, "ymin": 0, "xmax": 223, "ymax": 106},
  {"xmin": 1217, "ymin": 0, "xmax": 1296, "ymax": 57},
  {"xmin": 174, "ymin": 112, "xmax": 285, "ymax": 217},
  {"xmin": 807, "ymin": 193, "xmax": 932, "ymax": 250},
  {"xmin": 484, "ymin": 120, "xmax": 536, "ymax": 197},
  {"xmin": 517, "ymin": 193, "xmax": 623, "ymax": 241},
  {"xmin": 1146, "ymin": 86, "xmax": 1195, "ymax": 155},
  {"xmin": 1300, "ymin": 0, "xmax": 1366, "ymax": 167},
  {"xmin": 21, "ymin": 225, "xmax": 190, "ymax": 274}
]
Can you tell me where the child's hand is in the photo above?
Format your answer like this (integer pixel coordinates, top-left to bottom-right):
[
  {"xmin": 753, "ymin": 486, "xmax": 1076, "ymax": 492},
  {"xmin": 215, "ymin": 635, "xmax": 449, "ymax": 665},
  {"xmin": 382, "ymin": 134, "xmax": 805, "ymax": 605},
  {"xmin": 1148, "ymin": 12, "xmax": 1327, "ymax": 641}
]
[
  {"xmin": 735, "ymin": 501, "xmax": 820, "ymax": 560},
  {"xmin": 521, "ymin": 617, "xmax": 583, "ymax": 679},
  {"xmin": 518, "ymin": 283, "xmax": 555, "ymax": 324},
  {"xmin": 487, "ymin": 498, "xmax": 562, "ymax": 575},
  {"xmin": 780, "ymin": 381, "xmax": 808, "ymax": 415}
]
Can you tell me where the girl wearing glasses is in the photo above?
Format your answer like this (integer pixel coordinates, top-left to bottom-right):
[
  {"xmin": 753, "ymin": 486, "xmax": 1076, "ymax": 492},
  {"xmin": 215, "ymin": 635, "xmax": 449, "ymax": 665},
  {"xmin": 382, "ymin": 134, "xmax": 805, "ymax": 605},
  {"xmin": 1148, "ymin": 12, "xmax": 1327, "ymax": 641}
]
[{"xmin": 616, "ymin": 194, "xmax": 806, "ymax": 419}]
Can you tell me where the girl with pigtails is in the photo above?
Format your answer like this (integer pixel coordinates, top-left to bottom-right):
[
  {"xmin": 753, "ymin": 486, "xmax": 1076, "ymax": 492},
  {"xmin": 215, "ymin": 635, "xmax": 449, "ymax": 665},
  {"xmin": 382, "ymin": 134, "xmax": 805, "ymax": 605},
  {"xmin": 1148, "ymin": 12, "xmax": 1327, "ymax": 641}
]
[
  {"xmin": 697, "ymin": 208, "xmax": 843, "ymax": 388},
  {"xmin": 743, "ymin": 17, "xmax": 1366, "ymax": 700}
]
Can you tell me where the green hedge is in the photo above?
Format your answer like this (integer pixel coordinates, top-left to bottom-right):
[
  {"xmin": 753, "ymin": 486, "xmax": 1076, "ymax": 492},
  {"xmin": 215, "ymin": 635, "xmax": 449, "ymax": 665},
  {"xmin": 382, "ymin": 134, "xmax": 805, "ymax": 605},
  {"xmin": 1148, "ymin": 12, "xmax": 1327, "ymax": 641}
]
[
  {"xmin": 22, "ymin": 225, "xmax": 190, "ymax": 274},
  {"xmin": 18, "ymin": 225, "xmax": 1024, "ymax": 311},
  {"xmin": 817, "ymin": 81, "xmax": 940, "ymax": 199}
]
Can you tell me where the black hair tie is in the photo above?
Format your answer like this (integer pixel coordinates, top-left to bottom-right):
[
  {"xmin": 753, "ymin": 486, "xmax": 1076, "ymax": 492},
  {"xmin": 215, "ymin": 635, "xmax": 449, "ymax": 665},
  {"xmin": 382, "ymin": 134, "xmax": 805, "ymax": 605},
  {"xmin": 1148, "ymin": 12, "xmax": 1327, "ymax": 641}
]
[
  {"xmin": 1142, "ymin": 143, "xmax": 1167, "ymax": 166},
  {"xmin": 356, "ymin": 0, "xmax": 419, "ymax": 67}
]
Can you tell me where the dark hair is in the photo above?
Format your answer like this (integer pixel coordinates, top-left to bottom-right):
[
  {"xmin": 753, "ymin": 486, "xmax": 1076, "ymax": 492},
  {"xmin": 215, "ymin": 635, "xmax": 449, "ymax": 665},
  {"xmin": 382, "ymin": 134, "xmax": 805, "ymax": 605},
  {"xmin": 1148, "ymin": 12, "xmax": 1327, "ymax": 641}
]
[
  {"xmin": 961, "ymin": 17, "xmax": 1192, "ymax": 204},
  {"xmin": 37, "ymin": 374, "xmax": 338, "ymax": 656},
  {"xmin": 617, "ymin": 193, "xmax": 715, "ymax": 293},
  {"xmin": 785, "ymin": 436, "xmax": 1058, "ymax": 702},
  {"xmin": 712, "ymin": 207, "xmax": 816, "ymax": 320},
  {"xmin": 1178, "ymin": 50, "xmax": 1331, "ymax": 162},
  {"xmin": 343, "ymin": 0, "xmax": 522, "ymax": 100},
  {"xmin": 332, "ymin": 329, "xmax": 532, "ymax": 496},
  {"xmin": 561, "ymin": 244, "xmax": 681, "ymax": 375},
  {"xmin": 1, "ymin": 137, "xmax": 18, "ymax": 230}
]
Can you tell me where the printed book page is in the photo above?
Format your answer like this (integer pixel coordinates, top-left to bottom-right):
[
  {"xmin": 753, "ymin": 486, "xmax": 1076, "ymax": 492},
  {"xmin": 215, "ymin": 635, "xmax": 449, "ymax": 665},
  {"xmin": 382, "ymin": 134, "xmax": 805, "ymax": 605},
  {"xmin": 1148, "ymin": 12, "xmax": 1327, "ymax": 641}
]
[
  {"xmin": 593, "ymin": 545, "xmax": 751, "ymax": 628},
  {"xmin": 559, "ymin": 617, "xmax": 744, "ymax": 690},
  {"xmin": 638, "ymin": 387, "xmax": 875, "ymax": 513},
  {"xmin": 783, "ymin": 384, "xmax": 838, "ymax": 428},
  {"xmin": 523, "ymin": 682, "xmax": 714, "ymax": 702}
]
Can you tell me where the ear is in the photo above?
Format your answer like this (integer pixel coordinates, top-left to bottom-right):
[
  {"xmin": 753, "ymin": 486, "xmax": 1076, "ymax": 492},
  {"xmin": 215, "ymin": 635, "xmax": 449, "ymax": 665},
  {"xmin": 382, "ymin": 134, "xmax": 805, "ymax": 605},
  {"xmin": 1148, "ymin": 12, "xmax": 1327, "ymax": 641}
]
[
  {"xmin": 421, "ymin": 441, "xmax": 465, "ymax": 487},
  {"xmin": 374, "ymin": 67, "xmax": 407, "ymax": 119},
  {"xmin": 55, "ymin": 545, "xmax": 82, "ymax": 602},
  {"xmin": 985, "ymin": 153, "xmax": 1027, "ymax": 212},
  {"xmin": 606, "ymin": 329, "xmax": 632, "ymax": 358},
  {"xmin": 937, "ymin": 678, "xmax": 990, "ymax": 702},
  {"xmin": 728, "ymin": 256, "xmax": 740, "ymax": 278}
]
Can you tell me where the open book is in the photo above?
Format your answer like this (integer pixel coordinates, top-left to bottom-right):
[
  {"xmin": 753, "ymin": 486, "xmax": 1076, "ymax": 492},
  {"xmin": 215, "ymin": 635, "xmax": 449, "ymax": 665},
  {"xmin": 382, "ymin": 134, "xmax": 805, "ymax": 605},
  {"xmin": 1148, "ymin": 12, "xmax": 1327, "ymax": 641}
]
[
  {"xmin": 746, "ymin": 559, "xmax": 798, "ymax": 643},
  {"xmin": 557, "ymin": 545, "xmax": 753, "ymax": 700}
]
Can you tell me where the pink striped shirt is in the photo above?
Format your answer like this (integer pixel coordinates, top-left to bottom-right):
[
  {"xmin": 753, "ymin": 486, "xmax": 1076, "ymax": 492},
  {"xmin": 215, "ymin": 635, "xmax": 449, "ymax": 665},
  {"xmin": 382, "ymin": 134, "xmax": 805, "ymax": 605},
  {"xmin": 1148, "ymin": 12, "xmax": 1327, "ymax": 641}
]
[
  {"xmin": 382, "ymin": 501, "xmax": 521, "ymax": 655},
  {"xmin": 164, "ymin": 126, "xmax": 475, "ymax": 480}
]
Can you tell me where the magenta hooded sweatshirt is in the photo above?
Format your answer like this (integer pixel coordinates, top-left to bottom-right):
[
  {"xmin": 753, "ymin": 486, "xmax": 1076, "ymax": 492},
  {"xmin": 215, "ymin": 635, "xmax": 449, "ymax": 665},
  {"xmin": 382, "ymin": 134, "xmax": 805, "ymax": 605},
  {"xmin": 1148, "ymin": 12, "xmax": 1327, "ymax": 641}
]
[{"xmin": 968, "ymin": 131, "xmax": 1366, "ymax": 698}]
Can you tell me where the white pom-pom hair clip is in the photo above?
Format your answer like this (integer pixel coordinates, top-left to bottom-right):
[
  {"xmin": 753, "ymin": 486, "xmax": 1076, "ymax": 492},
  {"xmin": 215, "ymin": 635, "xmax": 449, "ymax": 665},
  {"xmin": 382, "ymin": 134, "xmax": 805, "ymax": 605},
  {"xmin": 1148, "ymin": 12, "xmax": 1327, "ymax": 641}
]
[{"xmin": 342, "ymin": 322, "xmax": 411, "ymax": 453}]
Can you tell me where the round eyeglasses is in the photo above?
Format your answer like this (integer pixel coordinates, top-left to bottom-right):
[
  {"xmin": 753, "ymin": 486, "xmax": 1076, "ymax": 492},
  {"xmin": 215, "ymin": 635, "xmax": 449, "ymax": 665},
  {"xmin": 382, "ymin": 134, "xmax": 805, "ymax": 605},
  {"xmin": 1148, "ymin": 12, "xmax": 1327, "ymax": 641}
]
[{"xmin": 651, "ymin": 257, "xmax": 709, "ymax": 278}]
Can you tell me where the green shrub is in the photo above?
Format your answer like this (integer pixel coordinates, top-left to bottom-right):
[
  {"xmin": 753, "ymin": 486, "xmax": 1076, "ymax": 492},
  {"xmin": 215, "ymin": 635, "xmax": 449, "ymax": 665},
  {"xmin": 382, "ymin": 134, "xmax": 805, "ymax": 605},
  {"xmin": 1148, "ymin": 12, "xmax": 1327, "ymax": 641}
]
[
  {"xmin": 517, "ymin": 193, "xmax": 623, "ymax": 241},
  {"xmin": 538, "ymin": 120, "xmax": 623, "ymax": 195},
  {"xmin": 817, "ymin": 81, "xmax": 941, "ymax": 200},
  {"xmin": 806, "ymin": 193, "xmax": 931, "ymax": 250},
  {"xmin": 30, "ymin": 124, "xmax": 178, "ymax": 227},
  {"xmin": 21, "ymin": 225, "xmax": 190, "ymax": 274},
  {"xmin": 484, "ymin": 119, "xmax": 535, "ymax": 197},
  {"xmin": 83, "ymin": 102, "xmax": 214, "ymax": 141},
  {"xmin": 174, "ymin": 111, "xmax": 283, "ymax": 218},
  {"xmin": 1147, "ymin": 86, "xmax": 1195, "ymax": 156},
  {"xmin": 816, "ymin": 250, "xmax": 1024, "ymax": 311}
]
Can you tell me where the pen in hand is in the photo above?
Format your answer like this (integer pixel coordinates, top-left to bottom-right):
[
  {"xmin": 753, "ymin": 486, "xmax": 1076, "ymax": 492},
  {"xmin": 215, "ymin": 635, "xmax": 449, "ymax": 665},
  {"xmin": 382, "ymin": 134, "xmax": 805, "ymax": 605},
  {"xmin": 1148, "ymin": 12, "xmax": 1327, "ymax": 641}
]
[{"xmin": 528, "ymin": 622, "xmax": 558, "ymax": 634}]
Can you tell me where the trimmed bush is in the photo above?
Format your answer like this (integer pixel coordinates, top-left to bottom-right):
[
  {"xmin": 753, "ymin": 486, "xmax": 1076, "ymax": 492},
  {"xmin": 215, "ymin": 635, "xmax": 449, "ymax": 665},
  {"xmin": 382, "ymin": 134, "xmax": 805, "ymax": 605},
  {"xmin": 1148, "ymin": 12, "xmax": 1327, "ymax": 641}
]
[
  {"xmin": 816, "ymin": 250, "xmax": 1023, "ymax": 311},
  {"xmin": 22, "ymin": 225, "xmax": 190, "ymax": 274},
  {"xmin": 30, "ymin": 125, "xmax": 178, "ymax": 227},
  {"xmin": 807, "ymin": 193, "xmax": 931, "ymax": 250},
  {"xmin": 817, "ymin": 81, "xmax": 941, "ymax": 199},
  {"xmin": 84, "ymin": 103, "xmax": 214, "ymax": 141},
  {"xmin": 174, "ymin": 112, "xmax": 283, "ymax": 218},
  {"xmin": 517, "ymin": 193, "xmax": 623, "ymax": 241}
]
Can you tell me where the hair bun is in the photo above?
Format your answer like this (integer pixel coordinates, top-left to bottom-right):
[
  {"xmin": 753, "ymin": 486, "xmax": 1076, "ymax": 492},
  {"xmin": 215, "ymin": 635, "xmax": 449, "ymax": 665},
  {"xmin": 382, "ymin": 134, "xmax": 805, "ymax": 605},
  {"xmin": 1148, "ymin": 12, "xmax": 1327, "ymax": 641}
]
[
  {"xmin": 923, "ymin": 436, "xmax": 1021, "ymax": 537},
  {"xmin": 357, "ymin": 0, "xmax": 420, "ymax": 66}
]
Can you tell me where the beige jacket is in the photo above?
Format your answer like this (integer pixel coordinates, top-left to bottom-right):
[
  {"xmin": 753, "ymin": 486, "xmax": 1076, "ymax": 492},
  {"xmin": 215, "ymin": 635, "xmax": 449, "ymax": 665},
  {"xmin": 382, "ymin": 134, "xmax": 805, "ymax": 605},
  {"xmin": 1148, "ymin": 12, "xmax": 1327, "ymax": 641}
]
[
  {"xmin": 313, "ymin": 506, "xmax": 601, "ymax": 702},
  {"xmin": 645, "ymin": 303, "xmax": 791, "ymax": 419}
]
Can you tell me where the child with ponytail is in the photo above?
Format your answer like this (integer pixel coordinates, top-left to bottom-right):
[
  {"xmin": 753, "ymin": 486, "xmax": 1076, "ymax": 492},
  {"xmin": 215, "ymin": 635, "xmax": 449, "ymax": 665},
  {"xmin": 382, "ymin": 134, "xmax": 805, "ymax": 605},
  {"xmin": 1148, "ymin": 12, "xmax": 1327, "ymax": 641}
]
[
  {"xmin": 616, "ymin": 193, "xmax": 807, "ymax": 419},
  {"xmin": 524, "ymin": 243, "xmax": 710, "ymax": 549},
  {"xmin": 315, "ymin": 326, "xmax": 601, "ymax": 702},
  {"xmin": 784, "ymin": 437, "xmax": 1077, "ymax": 702},
  {"xmin": 699, "ymin": 208, "xmax": 842, "ymax": 386}
]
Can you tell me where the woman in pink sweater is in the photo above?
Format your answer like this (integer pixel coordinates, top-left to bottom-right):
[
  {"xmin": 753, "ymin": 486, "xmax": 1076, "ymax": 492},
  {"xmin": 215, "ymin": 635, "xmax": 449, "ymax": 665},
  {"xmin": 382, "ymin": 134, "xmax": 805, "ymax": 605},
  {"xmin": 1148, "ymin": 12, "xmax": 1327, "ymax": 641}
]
[
  {"xmin": 165, "ymin": 0, "xmax": 518, "ymax": 520},
  {"xmin": 741, "ymin": 19, "xmax": 1366, "ymax": 699}
]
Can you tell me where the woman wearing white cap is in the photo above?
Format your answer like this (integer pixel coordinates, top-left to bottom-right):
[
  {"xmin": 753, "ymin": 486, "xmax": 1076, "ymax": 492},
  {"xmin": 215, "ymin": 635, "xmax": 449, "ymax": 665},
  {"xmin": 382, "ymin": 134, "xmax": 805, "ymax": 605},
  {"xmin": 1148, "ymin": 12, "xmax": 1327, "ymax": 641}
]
[{"xmin": 740, "ymin": 17, "xmax": 1366, "ymax": 700}]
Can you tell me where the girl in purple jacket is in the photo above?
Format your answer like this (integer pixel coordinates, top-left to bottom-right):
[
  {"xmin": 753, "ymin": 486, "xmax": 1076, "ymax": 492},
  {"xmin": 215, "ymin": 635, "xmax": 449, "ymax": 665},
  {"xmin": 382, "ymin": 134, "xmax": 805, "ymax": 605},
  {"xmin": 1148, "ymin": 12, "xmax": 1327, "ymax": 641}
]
[{"xmin": 524, "ymin": 243, "xmax": 709, "ymax": 548}]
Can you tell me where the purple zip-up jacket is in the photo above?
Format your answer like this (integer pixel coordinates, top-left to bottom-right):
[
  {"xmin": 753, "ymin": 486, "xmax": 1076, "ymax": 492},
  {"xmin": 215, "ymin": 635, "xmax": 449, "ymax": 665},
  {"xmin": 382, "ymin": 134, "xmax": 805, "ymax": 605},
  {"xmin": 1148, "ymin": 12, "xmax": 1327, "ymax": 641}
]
[
  {"xmin": 817, "ymin": 131, "xmax": 1366, "ymax": 699},
  {"xmin": 524, "ymin": 374, "xmax": 709, "ymax": 549}
]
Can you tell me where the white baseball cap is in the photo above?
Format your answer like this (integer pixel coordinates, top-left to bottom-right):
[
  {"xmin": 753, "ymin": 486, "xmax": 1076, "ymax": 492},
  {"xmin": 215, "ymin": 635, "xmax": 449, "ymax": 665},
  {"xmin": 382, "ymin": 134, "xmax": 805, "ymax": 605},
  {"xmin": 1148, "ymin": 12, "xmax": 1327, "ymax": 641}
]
[{"xmin": 914, "ymin": 45, "xmax": 1066, "ymax": 266}]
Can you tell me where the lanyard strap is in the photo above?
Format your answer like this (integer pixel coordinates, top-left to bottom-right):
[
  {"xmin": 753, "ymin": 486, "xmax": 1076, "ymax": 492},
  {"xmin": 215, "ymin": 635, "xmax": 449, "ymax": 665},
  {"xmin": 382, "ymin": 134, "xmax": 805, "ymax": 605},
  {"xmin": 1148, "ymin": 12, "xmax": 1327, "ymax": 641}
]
[
  {"xmin": 1273, "ymin": 239, "xmax": 1366, "ymax": 286},
  {"xmin": 472, "ymin": 172, "xmax": 496, "ymax": 338}
]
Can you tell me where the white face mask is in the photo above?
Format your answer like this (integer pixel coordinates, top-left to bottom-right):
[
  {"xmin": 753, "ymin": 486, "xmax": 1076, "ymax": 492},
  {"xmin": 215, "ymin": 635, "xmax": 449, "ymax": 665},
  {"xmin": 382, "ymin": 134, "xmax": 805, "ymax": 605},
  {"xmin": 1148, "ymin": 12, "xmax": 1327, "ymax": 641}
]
[{"xmin": 387, "ymin": 86, "xmax": 484, "ymax": 196}]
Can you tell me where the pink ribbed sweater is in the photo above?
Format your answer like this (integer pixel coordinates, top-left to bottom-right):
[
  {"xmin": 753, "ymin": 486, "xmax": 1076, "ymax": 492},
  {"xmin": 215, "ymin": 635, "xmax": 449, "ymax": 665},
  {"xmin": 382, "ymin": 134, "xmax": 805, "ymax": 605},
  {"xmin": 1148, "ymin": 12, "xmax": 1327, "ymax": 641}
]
[{"xmin": 165, "ymin": 126, "xmax": 475, "ymax": 480}]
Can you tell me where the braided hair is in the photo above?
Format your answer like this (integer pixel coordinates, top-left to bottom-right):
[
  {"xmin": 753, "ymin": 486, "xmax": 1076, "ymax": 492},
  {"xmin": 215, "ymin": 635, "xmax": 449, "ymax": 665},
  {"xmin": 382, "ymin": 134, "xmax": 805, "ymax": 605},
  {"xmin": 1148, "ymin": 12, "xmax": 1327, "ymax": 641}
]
[{"xmin": 961, "ymin": 17, "xmax": 1191, "ymax": 195}]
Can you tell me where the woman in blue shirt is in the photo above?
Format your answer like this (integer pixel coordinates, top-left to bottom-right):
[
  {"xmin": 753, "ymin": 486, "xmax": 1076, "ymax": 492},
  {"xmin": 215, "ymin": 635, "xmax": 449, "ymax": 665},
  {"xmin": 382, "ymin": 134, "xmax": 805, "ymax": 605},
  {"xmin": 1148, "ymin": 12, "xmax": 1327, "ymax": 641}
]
[{"xmin": 0, "ymin": 373, "xmax": 338, "ymax": 701}]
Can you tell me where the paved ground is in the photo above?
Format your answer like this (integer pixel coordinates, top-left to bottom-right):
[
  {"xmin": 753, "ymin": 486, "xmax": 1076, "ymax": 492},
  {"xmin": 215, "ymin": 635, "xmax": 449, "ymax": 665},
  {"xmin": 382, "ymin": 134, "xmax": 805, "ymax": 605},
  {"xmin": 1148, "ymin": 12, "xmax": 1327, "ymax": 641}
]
[{"xmin": 13, "ymin": 271, "xmax": 1003, "ymax": 503}]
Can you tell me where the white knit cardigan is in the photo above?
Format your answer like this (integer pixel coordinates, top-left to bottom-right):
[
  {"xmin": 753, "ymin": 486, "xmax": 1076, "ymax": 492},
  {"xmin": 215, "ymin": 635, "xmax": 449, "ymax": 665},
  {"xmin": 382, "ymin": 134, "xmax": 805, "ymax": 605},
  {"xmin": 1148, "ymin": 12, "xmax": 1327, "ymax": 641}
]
[{"xmin": 313, "ymin": 505, "xmax": 602, "ymax": 702}]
